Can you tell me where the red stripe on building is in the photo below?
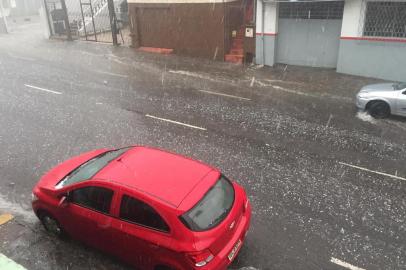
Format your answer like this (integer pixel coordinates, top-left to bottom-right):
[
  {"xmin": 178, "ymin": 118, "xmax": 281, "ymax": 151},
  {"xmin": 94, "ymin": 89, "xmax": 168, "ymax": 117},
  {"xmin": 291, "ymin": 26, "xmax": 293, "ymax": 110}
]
[
  {"xmin": 340, "ymin": 36, "xmax": 406, "ymax": 43},
  {"xmin": 256, "ymin": 32, "xmax": 277, "ymax": 36}
]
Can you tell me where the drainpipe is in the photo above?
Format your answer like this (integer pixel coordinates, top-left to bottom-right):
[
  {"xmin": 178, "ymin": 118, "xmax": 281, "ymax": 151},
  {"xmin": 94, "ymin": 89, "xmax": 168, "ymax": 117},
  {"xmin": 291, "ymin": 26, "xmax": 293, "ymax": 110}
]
[
  {"xmin": 60, "ymin": 0, "xmax": 72, "ymax": 40},
  {"xmin": 0, "ymin": 0, "xmax": 9, "ymax": 33},
  {"xmin": 261, "ymin": 0, "xmax": 265, "ymax": 65},
  {"xmin": 223, "ymin": 0, "xmax": 225, "ymax": 60}
]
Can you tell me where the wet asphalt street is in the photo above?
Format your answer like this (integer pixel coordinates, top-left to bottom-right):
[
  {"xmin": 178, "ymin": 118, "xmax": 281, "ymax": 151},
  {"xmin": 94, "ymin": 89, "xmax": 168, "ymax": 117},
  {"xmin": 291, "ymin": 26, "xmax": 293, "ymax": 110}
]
[{"xmin": 1, "ymin": 18, "xmax": 406, "ymax": 270}]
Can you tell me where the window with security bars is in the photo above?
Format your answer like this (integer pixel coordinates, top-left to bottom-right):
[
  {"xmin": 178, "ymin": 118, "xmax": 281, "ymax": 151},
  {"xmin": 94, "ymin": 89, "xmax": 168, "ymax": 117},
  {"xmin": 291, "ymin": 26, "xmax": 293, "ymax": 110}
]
[
  {"xmin": 363, "ymin": 2, "xmax": 406, "ymax": 38},
  {"xmin": 279, "ymin": 2, "xmax": 344, "ymax": 20}
]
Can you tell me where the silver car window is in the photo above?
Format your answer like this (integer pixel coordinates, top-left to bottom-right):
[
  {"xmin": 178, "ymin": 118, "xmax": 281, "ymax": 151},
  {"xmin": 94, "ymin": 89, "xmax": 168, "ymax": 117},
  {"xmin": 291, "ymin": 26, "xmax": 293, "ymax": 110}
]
[{"xmin": 394, "ymin": 82, "xmax": 406, "ymax": 90}]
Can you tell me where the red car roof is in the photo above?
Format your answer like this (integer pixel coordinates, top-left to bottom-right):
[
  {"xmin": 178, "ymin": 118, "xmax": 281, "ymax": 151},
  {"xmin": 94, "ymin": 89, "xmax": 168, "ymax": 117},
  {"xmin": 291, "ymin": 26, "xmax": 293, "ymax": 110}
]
[{"xmin": 94, "ymin": 146, "xmax": 215, "ymax": 208}]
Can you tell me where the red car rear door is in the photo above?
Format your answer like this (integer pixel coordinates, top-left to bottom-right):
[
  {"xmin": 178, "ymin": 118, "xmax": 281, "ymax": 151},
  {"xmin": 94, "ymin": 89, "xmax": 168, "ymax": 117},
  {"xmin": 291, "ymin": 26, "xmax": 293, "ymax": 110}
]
[{"xmin": 110, "ymin": 189, "xmax": 173, "ymax": 269}]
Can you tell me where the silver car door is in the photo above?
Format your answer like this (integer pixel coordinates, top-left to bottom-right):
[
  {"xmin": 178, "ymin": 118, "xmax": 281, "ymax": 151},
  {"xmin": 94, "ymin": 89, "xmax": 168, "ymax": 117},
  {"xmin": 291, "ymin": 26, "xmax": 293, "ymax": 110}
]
[{"xmin": 397, "ymin": 90, "xmax": 406, "ymax": 116}]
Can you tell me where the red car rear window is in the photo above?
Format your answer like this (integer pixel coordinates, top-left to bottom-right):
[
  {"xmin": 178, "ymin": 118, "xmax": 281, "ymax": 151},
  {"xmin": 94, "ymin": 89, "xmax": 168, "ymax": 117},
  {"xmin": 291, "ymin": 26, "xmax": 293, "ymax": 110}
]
[{"xmin": 180, "ymin": 176, "xmax": 235, "ymax": 231}]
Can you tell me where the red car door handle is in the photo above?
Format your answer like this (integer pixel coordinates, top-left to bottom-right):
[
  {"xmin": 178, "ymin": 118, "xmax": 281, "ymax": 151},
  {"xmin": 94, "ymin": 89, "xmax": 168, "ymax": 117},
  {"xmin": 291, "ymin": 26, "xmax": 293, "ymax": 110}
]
[
  {"xmin": 149, "ymin": 243, "xmax": 159, "ymax": 249},
  {"xmin": 98, "ymin": 223, "xmax": 110, "ymax": 229}
]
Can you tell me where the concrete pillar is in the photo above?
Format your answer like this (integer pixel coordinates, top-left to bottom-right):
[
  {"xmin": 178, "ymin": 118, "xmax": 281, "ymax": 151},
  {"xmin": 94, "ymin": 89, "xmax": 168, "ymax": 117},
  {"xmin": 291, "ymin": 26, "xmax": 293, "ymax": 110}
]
[
  {"xmin": 0, "ymin": 0, "xmax": 9, "ymax": 34},
  {"xmin": 39, "ymin": 1, "xmax": 51, "ymax": 38},
  {"xmin": 340, "ymin": 0, "xmax": 363, "ymax": 38},
  {"xmin": 0, "ymin": 19, "xmax": 6, "ymax": 34},
  {"xmin": 337, "ymin": 0, "xmax": 364, "ymax": 73},
  {"xmin": 255, "ymin": 1, "xmax": 278, "ymax": 66}
]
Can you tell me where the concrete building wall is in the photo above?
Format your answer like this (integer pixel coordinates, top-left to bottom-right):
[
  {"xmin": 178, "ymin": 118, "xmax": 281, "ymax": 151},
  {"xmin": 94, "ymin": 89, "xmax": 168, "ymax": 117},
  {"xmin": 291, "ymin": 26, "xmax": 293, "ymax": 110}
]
[
  {"xmin": 337, "ymin": 0, "xmax": 406, "ymax": 81},
  {"xmin": 9, "ymin": 0, "xmax": 41, "ymax": 16},
  {"xmin": 337, "ymin": 39, "xmax": 406, "ymax": 81},
  {"xmin": 255, "ymin": 1, "xmax": 277, "ymax": 65},
  {"xmin": 256, "ymin": 0, "xmax": 406, "ymax": 81}
]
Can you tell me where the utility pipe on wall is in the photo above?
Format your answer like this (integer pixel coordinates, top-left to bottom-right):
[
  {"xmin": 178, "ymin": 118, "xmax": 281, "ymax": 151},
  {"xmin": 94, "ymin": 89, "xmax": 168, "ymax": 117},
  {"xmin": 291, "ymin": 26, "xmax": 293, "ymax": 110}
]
[
  {"xmin": 261, "ymin": 0, "xmax": 265, "ymax": 65},
  {"xmin": 0, "ymin": 0, "xmax": 9, "ymax": 33}
]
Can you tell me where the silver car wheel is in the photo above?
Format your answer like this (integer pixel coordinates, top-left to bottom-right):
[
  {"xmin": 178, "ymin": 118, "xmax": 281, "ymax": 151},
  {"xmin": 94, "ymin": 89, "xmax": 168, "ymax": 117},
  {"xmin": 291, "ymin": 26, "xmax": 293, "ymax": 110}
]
[{"xmin": 368, "ymin": 101, "xmax": 390, "ymax": 119}]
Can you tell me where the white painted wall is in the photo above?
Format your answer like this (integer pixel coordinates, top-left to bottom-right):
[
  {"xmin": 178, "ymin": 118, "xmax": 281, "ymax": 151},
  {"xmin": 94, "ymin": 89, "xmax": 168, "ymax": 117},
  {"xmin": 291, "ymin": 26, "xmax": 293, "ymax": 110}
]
[
  {"xmin": 256, "ymin": 0, "xmax": 262, "ymax": 32},
  {"xmin": 256, "ymin": 1, "xmax": 278, "ymax": 34},
  {"xmin": 264, "ymin": 2, "xmax": 278, "ymax": 34},
  {"xmin": 39, "ymin": 4, "xmax": 51, "ymax": 38},
  {"xmin": 256, "ymin": 1, "xmax": 278, "ymax": 65},
  {"xmin": 340, "ymin": 0, "xmax": 363, "ymax": 37},
  {"xmin": 0, "ymin": 5, "xmax": 11, "ymax": 18}
]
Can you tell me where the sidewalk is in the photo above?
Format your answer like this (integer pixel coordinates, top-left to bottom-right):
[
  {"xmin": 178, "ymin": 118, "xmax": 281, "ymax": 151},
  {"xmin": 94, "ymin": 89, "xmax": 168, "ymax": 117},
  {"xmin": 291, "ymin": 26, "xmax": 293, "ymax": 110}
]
[
  {"xmin": 112, "ymin": 46, "xmax": 385, "ymax": 101},
  {"xmin": 0, "ymin": 215, "xmax": 28, "ymax": 270},
  {"xmin": 1, "ymin": 15, "xmax": 384, "ymax": 103},
  {"xmin": 245, "ymin": 64, "xmax": 385, "ymax": 98},
  {"xmin": 0, "ymin": 253, "xmax": 26, "ymax": 270}
]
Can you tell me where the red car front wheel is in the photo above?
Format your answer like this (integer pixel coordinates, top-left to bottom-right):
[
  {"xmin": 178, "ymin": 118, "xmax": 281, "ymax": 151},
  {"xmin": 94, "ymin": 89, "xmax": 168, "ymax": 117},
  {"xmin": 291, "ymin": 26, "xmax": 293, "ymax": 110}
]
[{"xmin": 39, "ymin": 212, "xmax": 65, "ymax": 238}]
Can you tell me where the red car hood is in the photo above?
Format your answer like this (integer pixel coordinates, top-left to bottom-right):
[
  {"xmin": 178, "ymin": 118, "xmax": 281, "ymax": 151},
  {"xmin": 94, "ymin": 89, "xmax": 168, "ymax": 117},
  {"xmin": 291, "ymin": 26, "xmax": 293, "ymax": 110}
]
[{"xmin": 37, "ymin": 148, "xmax": 109, "ymax": 190}]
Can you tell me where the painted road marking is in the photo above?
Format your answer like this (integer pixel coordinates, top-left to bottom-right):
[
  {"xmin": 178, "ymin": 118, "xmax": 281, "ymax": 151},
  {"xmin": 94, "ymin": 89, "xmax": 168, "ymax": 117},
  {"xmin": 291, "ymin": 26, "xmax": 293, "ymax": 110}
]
[
  {"xmin": 331, "ymin": 257, "xmax": 366, "ymax": 270},
  {"xmin": 168, "ymin": 70, "xmax": 228, "ymax": 84},
  {"xmin": 339, "ymin": 161, "xmax": 406, "ymax": 182},
  {"xmin": 24, "ymin": 84, "xmax": 62, "ymax": 95},
  {"xmin": 0, "ymin": 213, "xmax": 13, "ymax": 225},
  {"xmin": 7, "ymin": 53, "xmax": 35, "ymax": 62},
  {"xmin": 95, "ymin": 70, "xmax": 128, "ymax": 78},
  {"xmin": 199, "ymin": 90, "xmax": 251, "ymax": 101},
  {"xmin": 0, "ymin": 253, "xmax": 27, "ymax": 270},
  {"xmin": 145, "ymin": 114, "xmax": 207, "ymax": 131}
]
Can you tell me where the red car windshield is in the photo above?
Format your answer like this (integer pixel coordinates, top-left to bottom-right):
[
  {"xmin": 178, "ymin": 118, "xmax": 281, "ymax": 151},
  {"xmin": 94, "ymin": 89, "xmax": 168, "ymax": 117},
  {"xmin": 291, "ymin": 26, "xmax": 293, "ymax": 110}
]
[
  {"xmin": 180, "ymin": 176, "xmax": 235, "ymax": 231},
  {"xmin": 56, "ymin": 147, "xmax": 130, "ymax": 188}
]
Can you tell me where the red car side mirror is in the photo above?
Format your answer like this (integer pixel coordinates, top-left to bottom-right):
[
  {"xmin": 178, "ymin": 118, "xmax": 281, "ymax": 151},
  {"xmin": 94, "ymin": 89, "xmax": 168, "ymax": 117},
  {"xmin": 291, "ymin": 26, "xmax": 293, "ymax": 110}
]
[{"xmin": 58, "ymin": 196, "xmax": 69, "ymax": 208}]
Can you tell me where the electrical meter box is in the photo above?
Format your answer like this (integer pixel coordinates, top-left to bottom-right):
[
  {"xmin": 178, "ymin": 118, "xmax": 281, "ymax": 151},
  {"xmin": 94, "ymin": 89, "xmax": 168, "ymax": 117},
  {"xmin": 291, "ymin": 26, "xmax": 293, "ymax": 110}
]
[{"xmin": 245, "ymin": 27, "xmax": 254, "ymax": 38}]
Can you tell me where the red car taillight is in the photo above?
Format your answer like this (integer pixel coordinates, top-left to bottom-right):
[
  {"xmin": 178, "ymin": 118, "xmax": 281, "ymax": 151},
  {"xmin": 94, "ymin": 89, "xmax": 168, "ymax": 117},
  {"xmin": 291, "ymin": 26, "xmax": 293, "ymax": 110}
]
[{"xmin": 187, "ymin": 249, "xmax": 214, "ymax": 267}]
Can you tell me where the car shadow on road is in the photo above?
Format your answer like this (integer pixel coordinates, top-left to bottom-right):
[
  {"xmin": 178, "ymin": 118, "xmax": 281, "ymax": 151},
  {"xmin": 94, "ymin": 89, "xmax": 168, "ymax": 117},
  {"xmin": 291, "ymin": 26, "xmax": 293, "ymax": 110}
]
[
  {"xmin": 1, "ymin": 219, "xmax": 134, "ymax": 270},
  {"xmin": 387, "ymin": 115, "xmax": 406, "ymax": 123}
]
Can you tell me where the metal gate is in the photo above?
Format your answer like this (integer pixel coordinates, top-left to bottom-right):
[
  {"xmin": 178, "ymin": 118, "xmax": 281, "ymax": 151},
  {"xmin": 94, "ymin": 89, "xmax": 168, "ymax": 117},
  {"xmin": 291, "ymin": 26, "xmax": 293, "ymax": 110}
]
[
  {"xmin": 43, "ymin": 0, "xmax": 72, "ymax": 39},
  {"xmin": 43, "ymin": 0, "xmax": 129, "ymax": 45},
  {"xmin": 276, "ymin": 1, "xmax": 344, "ymax": 68}
]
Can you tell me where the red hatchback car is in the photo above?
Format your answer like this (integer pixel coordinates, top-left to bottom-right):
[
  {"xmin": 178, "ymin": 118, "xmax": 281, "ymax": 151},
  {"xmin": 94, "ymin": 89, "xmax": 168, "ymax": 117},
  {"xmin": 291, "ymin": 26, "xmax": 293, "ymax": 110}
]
[{"xmin": 32, "ymin": 146, "xmax": 251, "ymax": 270}]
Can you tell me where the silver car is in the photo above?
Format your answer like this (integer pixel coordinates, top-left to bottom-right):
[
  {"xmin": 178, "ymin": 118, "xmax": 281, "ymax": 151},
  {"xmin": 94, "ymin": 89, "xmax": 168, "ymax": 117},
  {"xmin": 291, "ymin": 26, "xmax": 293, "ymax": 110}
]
[{"xmin": 356, "ymin": 82, "xmax": 406, "ymax": 118}]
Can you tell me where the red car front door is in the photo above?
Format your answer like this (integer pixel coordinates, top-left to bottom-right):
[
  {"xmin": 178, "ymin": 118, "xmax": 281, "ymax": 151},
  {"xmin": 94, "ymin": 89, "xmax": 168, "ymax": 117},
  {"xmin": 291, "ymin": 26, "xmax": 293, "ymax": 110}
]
[{"xmin": 60, "ymin": 185, "xmax": 116, "ymax": 253}]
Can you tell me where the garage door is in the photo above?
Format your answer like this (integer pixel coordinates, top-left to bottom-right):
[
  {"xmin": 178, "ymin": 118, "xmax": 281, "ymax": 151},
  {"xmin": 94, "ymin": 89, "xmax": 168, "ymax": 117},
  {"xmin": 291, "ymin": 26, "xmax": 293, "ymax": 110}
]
[{"xmin": 276, "ymin": 1, "xmax": 344, "ymax": 68}]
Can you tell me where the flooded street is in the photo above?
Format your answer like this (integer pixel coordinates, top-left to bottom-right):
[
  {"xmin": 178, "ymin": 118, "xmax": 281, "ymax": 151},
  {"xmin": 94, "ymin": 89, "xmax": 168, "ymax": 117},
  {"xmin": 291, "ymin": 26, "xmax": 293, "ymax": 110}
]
[{"xmin": 0, "ymin": 18, "xmax": 406, "ymax": 270}]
